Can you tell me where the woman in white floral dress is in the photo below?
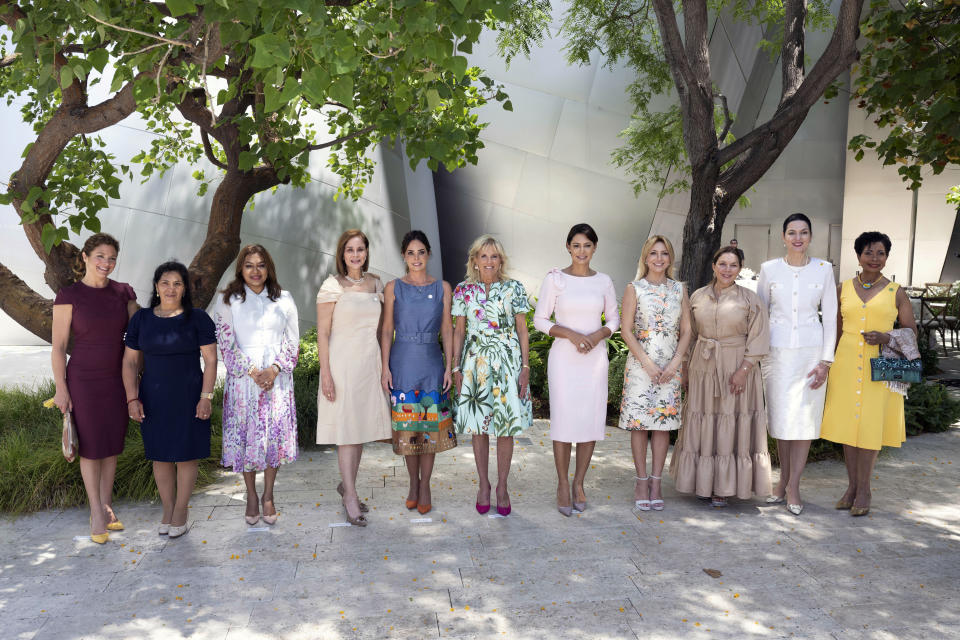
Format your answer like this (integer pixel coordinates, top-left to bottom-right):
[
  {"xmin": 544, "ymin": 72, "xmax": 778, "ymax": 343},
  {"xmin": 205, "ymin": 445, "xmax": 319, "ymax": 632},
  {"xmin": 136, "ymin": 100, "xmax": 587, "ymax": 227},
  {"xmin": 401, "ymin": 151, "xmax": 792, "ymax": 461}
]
[
  {"xmin": 619, "ymin": 235, "xmax": 691, "ymax": 511},
  {"xmin": 213, "ymin": 245, "xmax": 299, "ymax": 526},
  {"xmin": 452, "ymin": 235, "xmax": 532, "ymax": 517}
]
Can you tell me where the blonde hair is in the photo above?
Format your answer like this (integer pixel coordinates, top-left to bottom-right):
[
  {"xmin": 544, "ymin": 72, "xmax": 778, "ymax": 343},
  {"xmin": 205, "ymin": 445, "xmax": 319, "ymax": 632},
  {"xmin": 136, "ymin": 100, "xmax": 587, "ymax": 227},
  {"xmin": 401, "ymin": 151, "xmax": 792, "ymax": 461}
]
[
  {"xmin": 464, "ymin": 235, "xmax": 509, "ymax": 284},
  {"xmin": 634, "ymin": 235, "xmax": 676, "ymax": 280}
]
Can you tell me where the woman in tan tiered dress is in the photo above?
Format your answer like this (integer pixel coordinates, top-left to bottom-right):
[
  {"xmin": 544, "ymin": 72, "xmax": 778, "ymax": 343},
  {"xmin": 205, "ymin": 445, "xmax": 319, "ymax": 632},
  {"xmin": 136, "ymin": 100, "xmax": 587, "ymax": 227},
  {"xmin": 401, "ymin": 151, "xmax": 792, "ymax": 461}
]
[
  {"xmin": 672, "ymin": 246, "xmax": 771, "ymax": 507},
  {"xmin": 316, "ymin": 230, "xmax": 391, "ymax": 526}
]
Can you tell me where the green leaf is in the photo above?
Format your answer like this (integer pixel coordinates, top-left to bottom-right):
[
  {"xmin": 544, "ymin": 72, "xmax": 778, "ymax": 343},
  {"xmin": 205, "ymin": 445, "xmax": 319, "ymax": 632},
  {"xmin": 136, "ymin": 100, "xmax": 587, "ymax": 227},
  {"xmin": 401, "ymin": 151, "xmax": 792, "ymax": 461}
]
[
  {"xmin": 301, "ymin": 66, "xmax": 331, "ymax": 104},
  {"xmin": 41, "ymin": 223, "xmax": 57, "ymax": 253},
  {"xmin": 425, "ymin": 89, "xmax": 442, "ymax": 110},
  {"xmin": 59, "ymin": 66, "xmax": 73, "ymax": 88},
  {"xmin": 88, "ymin": 48, "xmax": 109, "ymax": 72},
  {"xmin": 449, "ymin": 55, "xmax": 468, "ymax": 79},
  {"xmin": 328, "ymin": 76, "xmax": 354, "ymax": 108},
  {"xmin": 449, "ymin": 0, "xmax": 468, "ymax": 13},
  {"xmin": 164, "ymin": 0, "xmax": 197, "ymax": 17},
  {"xmin": 250, "ymin": 34, "xmax": 291, "ymax": 68},
  {"xmin": 502, "ymin": 100, "xmax": 513, "ymax": 112},
  {"xmin": 83, "ymin": 217, "xmax": 101, "ymax": 233},
  {"xmin": 238, "ymin": 151, "xmax": 258, "ymax": 171}
]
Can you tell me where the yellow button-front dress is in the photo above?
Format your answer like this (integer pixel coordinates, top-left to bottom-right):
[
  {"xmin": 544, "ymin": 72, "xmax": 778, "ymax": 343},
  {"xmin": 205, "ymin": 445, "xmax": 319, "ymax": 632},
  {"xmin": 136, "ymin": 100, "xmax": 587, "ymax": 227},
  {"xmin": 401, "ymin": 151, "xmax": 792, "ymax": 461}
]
[{"xmin": 820, "ymin": 280, "xmax": 906, "ymax": 450}]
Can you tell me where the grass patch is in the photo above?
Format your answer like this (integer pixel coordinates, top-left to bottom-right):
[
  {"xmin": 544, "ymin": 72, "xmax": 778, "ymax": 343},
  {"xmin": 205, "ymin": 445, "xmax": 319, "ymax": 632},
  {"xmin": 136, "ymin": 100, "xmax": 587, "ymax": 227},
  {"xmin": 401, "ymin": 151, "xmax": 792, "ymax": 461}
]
[{"xmin": 0, "ymin": 381, "xmax": 224, "ymax": 514}]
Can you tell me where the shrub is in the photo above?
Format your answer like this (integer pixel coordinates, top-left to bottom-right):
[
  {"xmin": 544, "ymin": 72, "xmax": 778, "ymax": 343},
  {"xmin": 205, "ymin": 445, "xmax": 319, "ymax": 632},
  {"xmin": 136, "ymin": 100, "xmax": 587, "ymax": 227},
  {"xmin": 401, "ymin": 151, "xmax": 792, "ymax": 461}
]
[
  {"xmin": 0, "ymin": 382, "xmax": 223, "ymax": 514},
  {"xmin": 294, "ymin": 328, "xmax": 320, "ymax": 447},
  {"xmin": 904, "ymin": 381, "xmax": 960, "ymax": 436},
  {"xmin": 917, "ymin": 328, "xmax": 940, "ymax": 376}
]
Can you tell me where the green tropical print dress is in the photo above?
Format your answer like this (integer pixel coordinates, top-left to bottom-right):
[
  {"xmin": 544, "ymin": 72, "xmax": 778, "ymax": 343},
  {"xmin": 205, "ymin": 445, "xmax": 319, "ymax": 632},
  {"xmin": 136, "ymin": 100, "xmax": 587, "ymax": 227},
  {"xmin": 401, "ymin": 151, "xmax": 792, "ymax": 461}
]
[{"xmin": 452, "ymin": 279, "xmax": 533, "ymax": 436}]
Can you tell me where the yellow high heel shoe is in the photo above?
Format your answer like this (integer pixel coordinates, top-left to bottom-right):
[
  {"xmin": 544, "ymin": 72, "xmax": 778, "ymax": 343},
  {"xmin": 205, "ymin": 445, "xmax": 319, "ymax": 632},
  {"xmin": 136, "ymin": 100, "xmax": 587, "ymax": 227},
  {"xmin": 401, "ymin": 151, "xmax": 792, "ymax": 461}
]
[
  {"xmin": 89, "ymin": 517, "xmax": 109, "ymax": 544},
  {"xmin": 106, "ymin": 519, "xmax": 124, "ymax": 531}
]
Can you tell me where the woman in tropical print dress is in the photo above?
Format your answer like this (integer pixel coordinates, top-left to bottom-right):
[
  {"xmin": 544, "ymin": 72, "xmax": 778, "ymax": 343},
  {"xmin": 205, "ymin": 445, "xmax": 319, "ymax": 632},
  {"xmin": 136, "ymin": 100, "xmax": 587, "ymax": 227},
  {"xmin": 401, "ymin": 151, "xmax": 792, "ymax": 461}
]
[
  {"xmin": 452, "ymin": 235, "xmax": 532, "ymax": 517},
  {"xmin": 618, "ymin": 235, "xmax": 691, "ymax": 512}
]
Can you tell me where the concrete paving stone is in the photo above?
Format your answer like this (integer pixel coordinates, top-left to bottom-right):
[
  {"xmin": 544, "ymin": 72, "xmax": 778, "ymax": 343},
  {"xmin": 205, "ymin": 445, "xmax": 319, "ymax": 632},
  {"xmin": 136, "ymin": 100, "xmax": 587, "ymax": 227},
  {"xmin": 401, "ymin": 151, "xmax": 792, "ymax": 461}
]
[
  {"xmin": 103, "ymin": 561, "xmax": 294, "ymax": 604},
  {"xmin": 272, "ymin": 578, "xmax": 452, "ymax": 615},
  {"xmin": 227, "ymin": 612, "xmax": 439, "ymax": 640},
  {"xmin": 8, "ymin": 616, "xmax": 48, "ymax": 640},
  {"xmin": 437, "ymin": 598, "xmax": 643, "ymax": 639},
  {"xmin": 30, "ymin": 610, "xmax": 232, "ymax": 640},
  {"xmin": 826, "ymin": 596, "xmax": 960, "ymax": 635},
  {"xmin": 448, "ymin": 573, "xmax": 642, "ymax": 610}
]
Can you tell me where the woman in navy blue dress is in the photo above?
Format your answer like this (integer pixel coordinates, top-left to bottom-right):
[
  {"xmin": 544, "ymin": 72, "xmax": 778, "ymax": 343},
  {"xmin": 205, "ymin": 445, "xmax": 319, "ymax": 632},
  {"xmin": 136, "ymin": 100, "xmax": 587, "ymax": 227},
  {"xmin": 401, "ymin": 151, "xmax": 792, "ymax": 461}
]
[
  {"xmin": 380, "ymin": 231, "xmax": 456, "ymax": 515},
  {"xmin": 122, "ymin": 261, "xmax": 217, "ymax": 538}
]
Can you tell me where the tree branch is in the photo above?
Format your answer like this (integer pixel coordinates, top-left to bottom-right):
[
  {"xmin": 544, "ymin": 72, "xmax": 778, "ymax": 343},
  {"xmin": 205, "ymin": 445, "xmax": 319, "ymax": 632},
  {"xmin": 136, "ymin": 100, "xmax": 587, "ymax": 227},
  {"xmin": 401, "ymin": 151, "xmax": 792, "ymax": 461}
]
[
  {"xmin": 650, "ymin": 0, "xmax": 699, "ymax": 92},
  {"xmin": 305, "ymin": 124, "xmax": 378, "ymax": 151},
  {"xmin": 84, "ymin": 11, "xmax": 194, "ymax": 48},
  {"xmin": 715, "ymin": 93, "xmax": 732, "ymax": 144},
  {"xmin": 0, "ymin": 53, "xmax": 19, "ymax": 67},
  {"xmin": 200, "ymin": 129, "xmax": 228, "ymax": 169},
  {"xmin": 0, "ymin": 262, "xmax": 53, "ymax": 343},
  {"xmin": 781, "ymin": 0, "xmax": 807, "ymax": 102},
  {"xmin": 716, "ymin": 0, "xmax": 865, "ymax": 167}
]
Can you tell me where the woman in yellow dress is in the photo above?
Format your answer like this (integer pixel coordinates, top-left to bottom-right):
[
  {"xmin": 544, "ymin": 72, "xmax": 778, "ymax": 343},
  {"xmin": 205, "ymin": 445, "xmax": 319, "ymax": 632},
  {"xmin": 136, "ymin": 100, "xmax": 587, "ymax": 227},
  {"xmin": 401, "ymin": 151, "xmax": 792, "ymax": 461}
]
[{"xmin": 820, "ymin": 231, "xmax": 917, "ymax": 516}]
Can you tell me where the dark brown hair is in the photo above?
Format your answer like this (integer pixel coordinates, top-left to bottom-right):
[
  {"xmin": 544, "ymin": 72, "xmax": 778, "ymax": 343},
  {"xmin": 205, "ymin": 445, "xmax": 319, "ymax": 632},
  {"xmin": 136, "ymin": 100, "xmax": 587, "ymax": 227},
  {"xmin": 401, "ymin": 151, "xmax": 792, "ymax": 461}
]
[
  {"xmin": 221, "ymin": 244, "xmax": 282, "ymax": 304},
  {"xmin": 709, "ymin": 245, "xmax": 743, "ymax": 285},
  {"xmin": 336, "ymin": 229, "xmax": 370, "ymax": 277},
  {"xmin": 73, "ymin": 233, "xmax": 120, "ymax": 281}
]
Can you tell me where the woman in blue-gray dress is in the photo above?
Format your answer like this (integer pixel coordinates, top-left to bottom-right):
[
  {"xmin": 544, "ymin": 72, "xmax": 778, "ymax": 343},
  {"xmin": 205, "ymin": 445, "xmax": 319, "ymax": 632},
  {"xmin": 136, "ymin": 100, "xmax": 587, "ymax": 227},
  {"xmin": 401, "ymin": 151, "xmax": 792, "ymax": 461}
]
[{"xmin": 380, "ymin": 231, "xmax": 456, "ymax": 515}]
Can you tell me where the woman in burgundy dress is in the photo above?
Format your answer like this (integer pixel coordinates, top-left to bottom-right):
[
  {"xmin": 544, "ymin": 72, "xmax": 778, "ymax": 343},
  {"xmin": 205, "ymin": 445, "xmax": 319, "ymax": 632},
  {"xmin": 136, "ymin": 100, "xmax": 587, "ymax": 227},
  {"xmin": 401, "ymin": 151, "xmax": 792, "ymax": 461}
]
[{"xmin": 52, "ymin": 233, "xmax": 139, "ymax": 543}]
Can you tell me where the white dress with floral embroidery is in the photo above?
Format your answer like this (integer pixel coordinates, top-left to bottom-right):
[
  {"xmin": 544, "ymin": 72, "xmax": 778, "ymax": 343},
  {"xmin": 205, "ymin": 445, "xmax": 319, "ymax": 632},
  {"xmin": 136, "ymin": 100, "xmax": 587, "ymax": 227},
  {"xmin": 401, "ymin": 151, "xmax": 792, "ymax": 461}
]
[
  {"xmin": 452, "ymin": 279, "xmax": 533, "ymax": 437},
  {"xmin": 618, "ymin": 279, "xmax": 683, "ymax": 431},
  {"xmin": 213, "ymin": 288, "xmax": 300, "ymax": 472}
]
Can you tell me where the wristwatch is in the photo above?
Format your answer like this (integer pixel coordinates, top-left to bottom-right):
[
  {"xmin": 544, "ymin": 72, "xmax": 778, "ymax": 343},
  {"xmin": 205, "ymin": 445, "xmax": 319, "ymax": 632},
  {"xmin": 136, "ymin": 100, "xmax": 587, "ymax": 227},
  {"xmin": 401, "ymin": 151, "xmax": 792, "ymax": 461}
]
[{"xmin": 200, "ymin": 392, "xmax": 214, "ymax": 400}]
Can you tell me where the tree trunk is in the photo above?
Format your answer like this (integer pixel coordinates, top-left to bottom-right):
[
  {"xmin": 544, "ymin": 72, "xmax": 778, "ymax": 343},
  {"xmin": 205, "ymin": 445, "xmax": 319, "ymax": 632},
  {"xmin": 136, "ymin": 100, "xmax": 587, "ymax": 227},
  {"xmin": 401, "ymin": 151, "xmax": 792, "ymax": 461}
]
[
  {"xmin": 0, "ymin": 263, "xmax": 54, "ymax": 342},
  {"xmin": 678, "ymin": 160, "xmax": 726, "ymax": 290},
  {"xmin": 188, "ymin": 166, "xmax": 281, "ymax": 307}
]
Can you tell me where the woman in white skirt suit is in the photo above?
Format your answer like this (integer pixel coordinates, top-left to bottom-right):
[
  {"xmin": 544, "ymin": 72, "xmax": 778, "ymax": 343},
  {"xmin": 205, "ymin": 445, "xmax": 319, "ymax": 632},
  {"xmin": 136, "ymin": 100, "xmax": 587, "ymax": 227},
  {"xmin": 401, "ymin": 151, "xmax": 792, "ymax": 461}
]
[{"xmin": 757, "ymin": 213, "xmax": 837, "ymax": 515}]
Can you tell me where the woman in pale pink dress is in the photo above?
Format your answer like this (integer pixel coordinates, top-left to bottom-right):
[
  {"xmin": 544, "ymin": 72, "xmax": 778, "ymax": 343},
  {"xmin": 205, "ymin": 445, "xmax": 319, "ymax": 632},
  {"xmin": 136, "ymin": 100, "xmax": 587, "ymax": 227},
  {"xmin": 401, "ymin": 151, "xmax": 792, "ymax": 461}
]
[{"xmin": 534, "ymin": 223, "xmax": 619, "ymax": 516}]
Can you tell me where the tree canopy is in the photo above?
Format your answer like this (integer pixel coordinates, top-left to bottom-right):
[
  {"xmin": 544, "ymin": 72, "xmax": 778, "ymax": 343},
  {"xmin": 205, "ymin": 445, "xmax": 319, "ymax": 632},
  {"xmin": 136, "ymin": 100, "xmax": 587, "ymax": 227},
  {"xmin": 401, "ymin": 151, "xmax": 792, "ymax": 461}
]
[
  {"xmin": 558, "ymin": 0, "xmax": 863, "ymax": 287},
  {"xmin": 0, "ymin": 0, "xmax": 525, "ymax": 340},
  {"xmin": 848, "ymin": 0, "xmax": 960, "ymax": 190}
]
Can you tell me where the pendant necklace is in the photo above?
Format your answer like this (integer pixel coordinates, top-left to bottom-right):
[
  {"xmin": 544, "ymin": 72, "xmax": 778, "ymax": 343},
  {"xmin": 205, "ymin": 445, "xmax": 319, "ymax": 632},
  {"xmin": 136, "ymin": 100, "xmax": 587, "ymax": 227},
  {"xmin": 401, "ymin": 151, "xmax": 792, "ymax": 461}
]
[{"xmin": 857, "ymin": 272, "xmax": 882, "ymax": 289}]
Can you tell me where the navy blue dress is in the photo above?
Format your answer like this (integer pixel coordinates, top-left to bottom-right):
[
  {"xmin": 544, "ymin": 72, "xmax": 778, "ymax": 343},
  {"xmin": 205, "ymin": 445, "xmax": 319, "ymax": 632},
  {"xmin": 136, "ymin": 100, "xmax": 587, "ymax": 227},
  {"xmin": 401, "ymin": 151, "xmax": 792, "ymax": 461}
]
[
  {"xmin": 388, "ymin": 279, "xmax": 456, "ymax": 456},
  {"xmin": 125, "ymin": 308, "xmax": 217, "ymax": 462}
]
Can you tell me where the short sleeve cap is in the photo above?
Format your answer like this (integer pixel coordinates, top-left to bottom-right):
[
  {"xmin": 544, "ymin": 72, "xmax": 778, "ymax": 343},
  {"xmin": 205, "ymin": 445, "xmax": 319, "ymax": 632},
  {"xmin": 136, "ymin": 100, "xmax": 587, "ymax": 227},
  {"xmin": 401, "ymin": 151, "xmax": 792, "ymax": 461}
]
[
  {"xmin": 194, "ymin": 309, "xmax": 217, "ymax": 346},
  {"xmin": 451, "ymin": 281, "xmax": 469, "ymax": 317},
  {"xmin": 509, "ymin": 280, "xmax": 530, "ymax": 315},
  {"xmin": 53, "ymin": 283, "xmax": 76, "ymax": 306},
  {"xmin": 316, "ymin": 276, "xmax": 343, "ymax": 304},
  {"xmin": 125, "ymin": 308, "xmax": 144, "ymax": 350}
]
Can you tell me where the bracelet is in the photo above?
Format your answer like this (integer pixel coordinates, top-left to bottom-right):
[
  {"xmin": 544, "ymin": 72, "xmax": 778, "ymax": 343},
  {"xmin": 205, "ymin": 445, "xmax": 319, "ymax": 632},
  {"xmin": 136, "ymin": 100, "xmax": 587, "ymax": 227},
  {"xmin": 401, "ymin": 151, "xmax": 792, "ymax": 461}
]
[
  {"xmin": 199, "ymin": 392, "xmax": 214, "ymax": 400},
  {"xmin": 452, "ymin": 366, "xmax": 461, "ymax": 373},
  {"xmin": 272, "ymin": 363, "xmax": 281, "ymax": 374},
  {"xmin": 522, "ymin": 365, "xmax": 530, "ymax": 370},
  {"xmin": 126, "ymin": 397, "xmax": 139, "ymax": 405}
]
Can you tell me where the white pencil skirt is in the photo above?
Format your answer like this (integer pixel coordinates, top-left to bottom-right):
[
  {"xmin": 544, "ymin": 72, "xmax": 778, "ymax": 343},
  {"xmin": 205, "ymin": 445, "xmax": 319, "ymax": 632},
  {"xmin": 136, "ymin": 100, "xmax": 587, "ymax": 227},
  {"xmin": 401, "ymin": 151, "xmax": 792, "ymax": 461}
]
[{"xmin": 761, "ymin": 346, "xmax": 826, "ymax": 440}]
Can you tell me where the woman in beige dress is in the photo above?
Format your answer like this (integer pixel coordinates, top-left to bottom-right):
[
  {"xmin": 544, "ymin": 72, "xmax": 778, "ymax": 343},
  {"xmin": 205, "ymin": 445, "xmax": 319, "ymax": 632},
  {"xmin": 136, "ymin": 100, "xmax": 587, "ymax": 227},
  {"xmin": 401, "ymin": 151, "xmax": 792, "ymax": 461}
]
[
  {"xmin": 316, "ymin": 229, "xmax": 391, "ymax": 526},
  {"xmin": 672, "ymin": 246, "xmax": 772, "ymax": 507}
]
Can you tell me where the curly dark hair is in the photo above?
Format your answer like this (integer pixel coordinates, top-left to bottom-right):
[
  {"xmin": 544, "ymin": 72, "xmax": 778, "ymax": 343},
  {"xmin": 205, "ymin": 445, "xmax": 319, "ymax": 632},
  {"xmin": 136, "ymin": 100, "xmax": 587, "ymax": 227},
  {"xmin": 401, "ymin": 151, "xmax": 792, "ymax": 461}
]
[{"xmin": 854, "ymin": 231, "xmax": 891, "ymax": 255}]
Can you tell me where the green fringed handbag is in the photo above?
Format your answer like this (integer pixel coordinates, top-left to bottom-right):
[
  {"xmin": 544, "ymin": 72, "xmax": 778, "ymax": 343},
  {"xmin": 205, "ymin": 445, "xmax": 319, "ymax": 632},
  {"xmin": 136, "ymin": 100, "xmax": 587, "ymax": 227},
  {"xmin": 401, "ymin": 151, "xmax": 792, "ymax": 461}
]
[{"xmin": 870, "ymin": 357, "xmax": 923, "ymax": 384}]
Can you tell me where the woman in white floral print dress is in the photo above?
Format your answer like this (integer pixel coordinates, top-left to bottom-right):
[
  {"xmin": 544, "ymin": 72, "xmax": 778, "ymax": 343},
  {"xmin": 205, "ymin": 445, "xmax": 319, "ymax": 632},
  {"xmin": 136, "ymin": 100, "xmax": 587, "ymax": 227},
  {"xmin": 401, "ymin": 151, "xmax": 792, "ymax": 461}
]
[
  {"xmin": 452, "ymin": 235, "xmax": 532, "ymax": 517},
  {"xmin": 619, "ymin": 235, "xmax": 691, "ymax": 511}
]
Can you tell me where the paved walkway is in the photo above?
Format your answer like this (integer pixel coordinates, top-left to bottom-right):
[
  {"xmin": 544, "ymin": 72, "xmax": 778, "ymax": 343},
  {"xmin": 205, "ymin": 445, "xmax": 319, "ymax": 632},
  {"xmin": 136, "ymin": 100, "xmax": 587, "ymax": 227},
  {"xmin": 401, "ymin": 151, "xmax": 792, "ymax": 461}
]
[{"xmin": 3, "ymin": 418, "xmax": 960, "ymax": 639}]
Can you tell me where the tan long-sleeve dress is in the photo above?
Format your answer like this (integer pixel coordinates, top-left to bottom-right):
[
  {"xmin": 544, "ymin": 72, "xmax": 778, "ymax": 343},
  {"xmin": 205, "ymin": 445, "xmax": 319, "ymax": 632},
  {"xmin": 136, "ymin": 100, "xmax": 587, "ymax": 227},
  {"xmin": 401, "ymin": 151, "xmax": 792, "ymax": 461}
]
[{"xmin": 671, "ymin": 283, "xmax": 772, "ymax": 499}]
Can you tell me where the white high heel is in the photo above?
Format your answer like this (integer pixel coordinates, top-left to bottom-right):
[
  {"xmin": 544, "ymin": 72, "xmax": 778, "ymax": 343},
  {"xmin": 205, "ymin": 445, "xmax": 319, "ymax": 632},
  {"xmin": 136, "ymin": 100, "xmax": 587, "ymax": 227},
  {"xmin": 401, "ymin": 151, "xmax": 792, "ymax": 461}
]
[{"xmin": 633, "ymin": 476, "xmax": 651, "ymax": 511}]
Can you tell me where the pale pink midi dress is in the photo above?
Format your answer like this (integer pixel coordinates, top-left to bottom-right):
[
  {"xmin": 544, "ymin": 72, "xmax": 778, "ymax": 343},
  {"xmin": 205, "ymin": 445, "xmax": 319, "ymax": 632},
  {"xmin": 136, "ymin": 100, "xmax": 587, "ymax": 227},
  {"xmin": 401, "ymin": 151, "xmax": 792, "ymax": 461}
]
[{"xmin": 533, "ymin": 269, "xmax": 619, "ymax": 443}]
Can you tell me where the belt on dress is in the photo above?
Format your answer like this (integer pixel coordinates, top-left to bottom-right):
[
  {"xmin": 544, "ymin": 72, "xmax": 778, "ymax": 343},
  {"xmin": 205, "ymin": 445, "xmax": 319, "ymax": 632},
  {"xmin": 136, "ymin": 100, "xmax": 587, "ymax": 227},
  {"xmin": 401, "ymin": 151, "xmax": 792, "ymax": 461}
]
[
  {"xmin": 696, "ymin": 335, "xmax": 747, "ymax": 397},
  {"xmin": 395, "ymin": 332, "xmax": 438, "ymax": 344}
]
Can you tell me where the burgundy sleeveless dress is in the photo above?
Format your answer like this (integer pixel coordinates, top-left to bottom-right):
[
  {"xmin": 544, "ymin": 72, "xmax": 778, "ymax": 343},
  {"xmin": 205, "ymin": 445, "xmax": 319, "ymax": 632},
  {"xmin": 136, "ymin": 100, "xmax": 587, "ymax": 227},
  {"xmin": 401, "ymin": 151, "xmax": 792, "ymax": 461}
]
[{"xmin": 54, "ymin": 280, "xmax": 137, "ymax": 459}]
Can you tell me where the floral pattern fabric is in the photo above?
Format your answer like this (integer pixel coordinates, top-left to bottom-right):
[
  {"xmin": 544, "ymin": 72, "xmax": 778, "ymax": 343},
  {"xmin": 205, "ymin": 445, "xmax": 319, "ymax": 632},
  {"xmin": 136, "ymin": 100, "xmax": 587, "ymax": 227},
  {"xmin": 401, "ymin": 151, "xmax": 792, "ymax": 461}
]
[
  {"xmin": 451, "ymin": 279, "xmax": 533, "ymax": 436},
  {"xmin": 213, "ymin": 293, "xmax": 299, "ymax": 472},
  {"xmin": 619, "ymin": 279, "xmax": 684, "ymax": 431}
]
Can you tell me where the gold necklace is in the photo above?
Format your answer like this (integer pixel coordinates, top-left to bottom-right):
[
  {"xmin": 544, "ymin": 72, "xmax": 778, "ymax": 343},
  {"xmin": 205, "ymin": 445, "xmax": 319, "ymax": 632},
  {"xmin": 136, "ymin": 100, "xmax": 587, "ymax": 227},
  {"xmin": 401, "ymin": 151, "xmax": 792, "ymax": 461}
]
[{"xmin": 857, "ymin": 272, "xmax": 882, "ymax": 289}]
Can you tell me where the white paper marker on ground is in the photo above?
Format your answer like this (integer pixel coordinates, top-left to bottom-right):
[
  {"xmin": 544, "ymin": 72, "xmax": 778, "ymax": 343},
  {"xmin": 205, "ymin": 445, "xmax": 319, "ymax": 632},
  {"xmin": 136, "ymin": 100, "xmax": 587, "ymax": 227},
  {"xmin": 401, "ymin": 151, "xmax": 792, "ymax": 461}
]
[{"xmin": 410, "ymin": 517, "xmax": 432, "ymax": 523}]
